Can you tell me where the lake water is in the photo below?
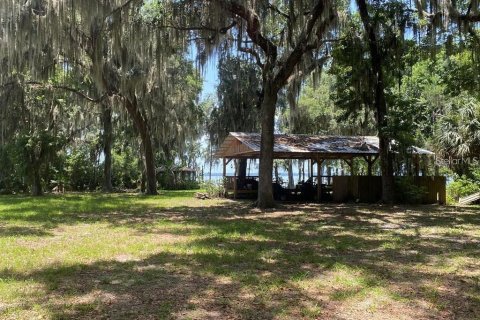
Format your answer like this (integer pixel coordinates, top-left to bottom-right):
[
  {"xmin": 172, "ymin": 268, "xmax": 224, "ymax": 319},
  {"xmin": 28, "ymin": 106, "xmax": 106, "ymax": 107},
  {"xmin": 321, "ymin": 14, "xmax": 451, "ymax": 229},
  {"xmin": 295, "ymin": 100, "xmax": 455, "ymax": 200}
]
[{"xmin": 200, "ymin": 172, "xmax": 303, "ymax": 185}]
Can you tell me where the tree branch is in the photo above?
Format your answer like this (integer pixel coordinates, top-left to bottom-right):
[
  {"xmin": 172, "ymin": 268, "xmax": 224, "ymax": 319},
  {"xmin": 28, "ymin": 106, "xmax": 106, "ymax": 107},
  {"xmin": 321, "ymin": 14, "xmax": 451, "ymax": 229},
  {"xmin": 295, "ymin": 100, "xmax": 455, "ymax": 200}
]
[
  {"xmin": 444, "ymin": 0, "xmax": 480, "ymax": 22},
  {"xmin": 45, "ymin": 84, "xmax": 106, "ymax": 103},
  {"xmin": 274, "ymin": 0, "xmax": 332, "ymax": 88},
  {"xmin": 285, "ymin": 56, "xmax": 330, "ymax": 85},
  {"xmin": 267, "ymin": 3, "xmax": 290, "ymax": 19},
  {"xmin": 107, "ymin": 0, "xmax": 142, "ymax": 18},
  {"xmin": 68, "ymin": 26, "xmax": 93, "ymax": 57},
  {"xmin": 0, "ymin": 81, "xmax": 106, "ymax": 103},
  {"xmin": 414, "ymin": 0, "xmax": 480, "ymax": 23},
  {"xmin": 238, "ymin": 47, "xmax": 264, "ymax": 68},
  {"xmin": 220, "ymin": 0, "xmax": 278, "ymax": 58},
  {"xmin": 159, "ymin": 21, "xmax": 237, "ymax": 34}
]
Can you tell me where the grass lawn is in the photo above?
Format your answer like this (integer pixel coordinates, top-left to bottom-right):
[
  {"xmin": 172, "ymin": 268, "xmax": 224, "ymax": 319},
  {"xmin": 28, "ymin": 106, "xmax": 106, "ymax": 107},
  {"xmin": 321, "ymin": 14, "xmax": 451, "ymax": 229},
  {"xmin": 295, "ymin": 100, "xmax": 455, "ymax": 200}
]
[{"xmin": 0, "ymin": 191, "xmax": 479, "ymax": 319}]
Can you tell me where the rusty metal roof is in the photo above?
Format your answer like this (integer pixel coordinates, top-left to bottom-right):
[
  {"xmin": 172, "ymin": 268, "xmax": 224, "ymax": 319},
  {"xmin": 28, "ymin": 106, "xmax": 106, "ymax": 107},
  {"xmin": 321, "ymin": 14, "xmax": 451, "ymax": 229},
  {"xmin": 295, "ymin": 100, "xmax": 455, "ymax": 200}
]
[{"xmin": 215, "ymin": 132, "xmax": 434, "ymax": 159}]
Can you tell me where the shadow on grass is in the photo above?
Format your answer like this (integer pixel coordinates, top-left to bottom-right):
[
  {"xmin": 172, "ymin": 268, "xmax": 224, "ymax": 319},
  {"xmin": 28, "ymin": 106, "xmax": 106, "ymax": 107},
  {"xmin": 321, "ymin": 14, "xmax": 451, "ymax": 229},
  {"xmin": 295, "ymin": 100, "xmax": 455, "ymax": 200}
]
[
  {"xmin": 1, "ymin": 195, "xmax": 480, "ymax": 319},
  {"xmin": 0, "ymin": 225, "xmax": 53, "ymax": 237},
  {"xmin": 0, "ymin": 192, "xmax": 207, "ymax": 227}
]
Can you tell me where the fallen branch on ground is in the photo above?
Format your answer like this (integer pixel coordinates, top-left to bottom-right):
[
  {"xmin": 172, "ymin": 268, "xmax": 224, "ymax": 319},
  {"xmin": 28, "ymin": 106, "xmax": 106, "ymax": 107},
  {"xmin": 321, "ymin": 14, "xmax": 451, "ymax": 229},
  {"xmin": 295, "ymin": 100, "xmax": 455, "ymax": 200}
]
[{"xmin": 195, "ymin": 192, "xmax": 211, "ymax": 200}]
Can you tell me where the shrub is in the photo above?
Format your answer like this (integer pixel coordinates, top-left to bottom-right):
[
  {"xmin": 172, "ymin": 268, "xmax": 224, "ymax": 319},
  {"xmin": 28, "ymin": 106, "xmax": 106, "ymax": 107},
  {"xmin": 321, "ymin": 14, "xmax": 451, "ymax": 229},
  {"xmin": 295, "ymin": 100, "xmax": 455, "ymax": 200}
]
[
  {"xmin": 447, "ymin": 176, "xmax": 480, "ymax": 203},
  {"xmin": 111, "ymin": 148, "xmax": 139, "ymax": 190},
  {"xmin": 395, "ymin": 177, "xmax": 427, "ymax": 204},
  {"xmin": 0, "ymin": 144, "xmax": 27, "ymax": 194},
  {"xmin": 65, "ymin": 145, "xmax": 100, "ymax": 191},
  {"xmin": 160, "ymin": 179, "xmax": 200, "ymax": 190},
  {"xmin": 201, "ymin": 180, "xmax": 225, "ymax": 198}
]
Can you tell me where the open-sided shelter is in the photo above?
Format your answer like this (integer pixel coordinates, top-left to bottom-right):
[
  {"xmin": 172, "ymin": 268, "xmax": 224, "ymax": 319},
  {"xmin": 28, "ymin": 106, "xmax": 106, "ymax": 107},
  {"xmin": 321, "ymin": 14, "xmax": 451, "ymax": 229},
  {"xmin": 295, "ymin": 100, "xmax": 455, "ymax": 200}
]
[{"xmin": 215, "ymin": 132, "xmax": 446, "ymax": 203}]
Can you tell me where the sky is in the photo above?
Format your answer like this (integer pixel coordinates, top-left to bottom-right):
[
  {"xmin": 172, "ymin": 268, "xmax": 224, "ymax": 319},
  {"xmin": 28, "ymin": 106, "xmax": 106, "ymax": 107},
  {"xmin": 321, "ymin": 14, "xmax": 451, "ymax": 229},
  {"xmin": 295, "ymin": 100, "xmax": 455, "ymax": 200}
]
[
  {"xmin": 188, "ymin": 46, "xmax": 219, "ymax": 102},
  {"xmin": 200, "ymin": 60, "xmax": 219, "ymax": 101}
]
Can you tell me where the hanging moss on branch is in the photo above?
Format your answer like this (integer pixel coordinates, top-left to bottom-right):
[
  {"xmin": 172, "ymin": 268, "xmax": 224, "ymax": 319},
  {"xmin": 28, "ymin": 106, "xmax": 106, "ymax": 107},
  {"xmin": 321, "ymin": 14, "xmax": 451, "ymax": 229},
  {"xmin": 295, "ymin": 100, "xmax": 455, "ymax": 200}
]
[{"xmin": 0, "ymin": 0, "xmax": 203, "ymax": 195}]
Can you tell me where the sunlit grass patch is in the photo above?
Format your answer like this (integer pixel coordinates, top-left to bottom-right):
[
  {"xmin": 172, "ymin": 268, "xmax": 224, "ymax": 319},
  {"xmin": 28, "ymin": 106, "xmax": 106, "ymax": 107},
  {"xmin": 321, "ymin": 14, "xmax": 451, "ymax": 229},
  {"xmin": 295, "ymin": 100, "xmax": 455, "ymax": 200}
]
[
  {"xmin": 328, "ymin": 264, "xmax": 383, "ymax": 300},
  {"xmin": 300, "ymin": 302, "xmax": 322, "ymax": 318}
]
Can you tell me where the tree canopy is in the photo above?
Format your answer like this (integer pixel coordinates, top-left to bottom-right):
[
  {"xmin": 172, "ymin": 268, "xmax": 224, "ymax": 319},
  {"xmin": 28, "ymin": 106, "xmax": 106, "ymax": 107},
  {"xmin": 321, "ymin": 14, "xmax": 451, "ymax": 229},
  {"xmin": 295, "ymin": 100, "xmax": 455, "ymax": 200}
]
[{"xmin": 0, "ymin": 0, "xmax": 479, "ymax": 204}]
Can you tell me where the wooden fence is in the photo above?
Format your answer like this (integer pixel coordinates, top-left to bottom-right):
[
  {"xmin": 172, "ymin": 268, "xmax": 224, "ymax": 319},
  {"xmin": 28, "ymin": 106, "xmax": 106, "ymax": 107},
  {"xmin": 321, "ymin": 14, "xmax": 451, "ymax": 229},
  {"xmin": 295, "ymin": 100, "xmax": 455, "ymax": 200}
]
[{"xmin": 332, "ymin": 176, "xmax": 446, "ymax": 204}]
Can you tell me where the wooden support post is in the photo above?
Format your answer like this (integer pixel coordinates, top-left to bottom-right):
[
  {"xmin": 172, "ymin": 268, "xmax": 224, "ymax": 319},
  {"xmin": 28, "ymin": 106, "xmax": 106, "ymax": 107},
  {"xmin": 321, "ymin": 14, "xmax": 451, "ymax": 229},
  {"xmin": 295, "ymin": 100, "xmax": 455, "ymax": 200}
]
[
  {"xmin": 223, "ymin": 158, "xmax": 233, "ymax": 196},
  {"xmin": 222, "ymin": 158, "xmax": 227, "ymax": 195},
  {"xmin": 367, "ymin": 156, "xmax": 373, "ymax": 177},
  {"xmin": 317, "ymin": 158, "xmax": 324, "ymax": 202},
  {"xmin": 310, "ymin": 159, "xmax": 314, "ymax": 179},
  {"xmin": 233, "ymin": 160, "xmax": 238, "ymax": 199},
  {"xmin": 326, "ymin": 160, "xmax": 332, "ymax": 185}
]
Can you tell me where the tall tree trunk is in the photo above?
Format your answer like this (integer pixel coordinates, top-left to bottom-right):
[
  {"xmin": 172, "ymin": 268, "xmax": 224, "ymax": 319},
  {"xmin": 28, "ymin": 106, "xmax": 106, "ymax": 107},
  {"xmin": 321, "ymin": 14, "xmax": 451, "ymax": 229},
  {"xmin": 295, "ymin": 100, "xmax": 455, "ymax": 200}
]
[
  {"xmin": 356, "ymin": 0, "xmax": 394, "ymax": 203},
  {"xmin": 31, "ymin": 162, "xmax": 43, "ymax": 196},
  {"xmin": 298, "ymin": 160, "xmax": 302, "ymax": 182},
  {"xmin": 257, "ymin": 85, "xmax": 278, "ymax": 208},
  {"xmin": 124, "ymin": 97, "xmax": 157, "ymax": 195},
  {"xmin": 92, "ymin": 156, "xmax": 97, "ymax": 191},
  {"xmin": 379, "ymin": 135, "xmax": 394, "ymax": 202},
  {"xmin": 140, "ymin": 169, "xmax": 146, "ymax": 193},
  {"xmin": 209, "ymin": 160, "xmax": 213, "ymax": 181},
  {"xmin": 274, "ymin": 162, "xmax": 279, "ymax": 182},
  {"xmin": 302, "ymin": 161, "xmax": 305, "ymax": 181},
  {"xmin": 143, "ymin": 133, "xmax": 157, "ymax": 194},
  {"xmin": 287, "ymin": 160, "xmax": 295, "ymax": 189},
  {"xmin": 209, "ymin": 142, "xmax": 213, "ymax": 180},
  {"xmin": 102, "ymin": 102, "xmax": 113, "ymax": 192},
  {"xmin": 238, "ymin": 159, "xmax": 247, "ymax": 179},
  {"xmin": 223, "ymin": 1, "xmax": 332, "ymax": 208}
]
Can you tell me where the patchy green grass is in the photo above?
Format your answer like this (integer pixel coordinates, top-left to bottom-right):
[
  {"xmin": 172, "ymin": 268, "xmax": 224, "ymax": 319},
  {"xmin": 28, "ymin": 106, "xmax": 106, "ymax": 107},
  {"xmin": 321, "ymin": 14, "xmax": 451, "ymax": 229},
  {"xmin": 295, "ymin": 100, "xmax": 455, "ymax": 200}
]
[{"xmin": 0, "ymin": 193, "xmax": 479, "ymax": 319}]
